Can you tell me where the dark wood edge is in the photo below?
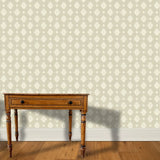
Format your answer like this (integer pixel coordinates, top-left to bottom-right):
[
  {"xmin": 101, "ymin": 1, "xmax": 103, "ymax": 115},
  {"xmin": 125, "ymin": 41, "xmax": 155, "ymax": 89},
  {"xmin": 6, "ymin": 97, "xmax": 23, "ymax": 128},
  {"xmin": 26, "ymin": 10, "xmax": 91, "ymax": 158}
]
[
  {"xmin": 81, "ymin": 145, "xmax": 86, "ymax": 148},
  {"xmin": 8, "ymin": 144, "xmax": 12, "ymax": 148},
  {"xmin": 9, "ymin": 107, "xmax": 84, "ymax": 110},
  {"xmin": 4, "ymin": 93, "xmax": 90, "ymax": 96}
]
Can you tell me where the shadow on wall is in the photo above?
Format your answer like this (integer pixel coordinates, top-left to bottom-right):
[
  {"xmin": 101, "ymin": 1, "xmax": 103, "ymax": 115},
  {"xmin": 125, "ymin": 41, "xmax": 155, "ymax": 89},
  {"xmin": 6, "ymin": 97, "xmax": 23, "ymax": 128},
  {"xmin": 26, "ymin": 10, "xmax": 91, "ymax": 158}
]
[
  {"xmin": 20, "ymin": 106, "xmax": 120, "ymax": 143},
  {"xmin": 0, "ymin": 100, "xmax": 4, "ymax": 131},
  {"xmin": 86, "ymin": 106, "xmax": 121, "ymax": 156},
  {"xmin": 0, "ymin": 100, "xmax": 121, "ymax": 156},
  {"xmin": 19, "ymin": 111, "xmax": 27, "ymax": 141},
  {"xmin": 23, "ymin": 109, "xmax": 76, "ymax": 141},
  {"xmin": 0, "ymin": 100, "xmax": 6, "ymax": 151},
  {"xmin": 87, "ymin": 106, "xmax": 120, "ymax": 147}
]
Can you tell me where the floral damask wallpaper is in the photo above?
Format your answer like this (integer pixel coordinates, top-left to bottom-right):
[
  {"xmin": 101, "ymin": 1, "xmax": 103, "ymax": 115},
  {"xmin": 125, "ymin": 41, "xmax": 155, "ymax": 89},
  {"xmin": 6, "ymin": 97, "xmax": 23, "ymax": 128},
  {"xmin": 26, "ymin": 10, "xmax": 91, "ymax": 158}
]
[{"xmin": 0, "ymin": 0, "xmax": 159, "ymax": 129}]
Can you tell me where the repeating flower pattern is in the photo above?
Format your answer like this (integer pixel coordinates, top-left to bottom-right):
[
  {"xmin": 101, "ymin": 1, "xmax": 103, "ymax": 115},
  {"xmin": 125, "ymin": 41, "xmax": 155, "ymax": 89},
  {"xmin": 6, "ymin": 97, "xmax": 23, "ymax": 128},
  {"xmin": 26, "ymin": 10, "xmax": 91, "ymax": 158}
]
[{"xmin": 0, "ymin": 0, "xmax": 159, "ymax": 128}]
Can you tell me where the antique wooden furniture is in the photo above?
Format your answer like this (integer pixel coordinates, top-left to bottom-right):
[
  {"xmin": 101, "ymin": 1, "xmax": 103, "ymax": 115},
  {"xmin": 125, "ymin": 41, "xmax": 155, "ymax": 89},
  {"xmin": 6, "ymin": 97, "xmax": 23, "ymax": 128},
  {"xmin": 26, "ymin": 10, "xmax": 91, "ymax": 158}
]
[{"xmin": 4, "ymin": 93, "xmax": 89, "ymax": 158}]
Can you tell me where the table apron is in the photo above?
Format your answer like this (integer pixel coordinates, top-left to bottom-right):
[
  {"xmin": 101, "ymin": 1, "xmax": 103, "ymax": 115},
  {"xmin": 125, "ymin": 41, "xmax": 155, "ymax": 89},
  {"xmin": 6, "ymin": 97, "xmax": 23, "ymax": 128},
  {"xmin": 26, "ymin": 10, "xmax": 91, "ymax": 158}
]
[{"xmin": 9, "ymin": 106, "xmax": 84, "ymax": 110}]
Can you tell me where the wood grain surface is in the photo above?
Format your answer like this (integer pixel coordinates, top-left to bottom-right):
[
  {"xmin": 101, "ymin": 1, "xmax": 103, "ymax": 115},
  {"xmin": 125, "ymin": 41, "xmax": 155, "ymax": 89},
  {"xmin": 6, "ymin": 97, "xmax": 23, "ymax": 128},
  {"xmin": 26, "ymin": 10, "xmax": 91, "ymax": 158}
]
[
  {"xmin": 1, "ymin": 141, "xmax": 160, "ymax": 160},
  {"xmin": 4, "ymin": 93, "xmax": 89, "ymax": 158}
]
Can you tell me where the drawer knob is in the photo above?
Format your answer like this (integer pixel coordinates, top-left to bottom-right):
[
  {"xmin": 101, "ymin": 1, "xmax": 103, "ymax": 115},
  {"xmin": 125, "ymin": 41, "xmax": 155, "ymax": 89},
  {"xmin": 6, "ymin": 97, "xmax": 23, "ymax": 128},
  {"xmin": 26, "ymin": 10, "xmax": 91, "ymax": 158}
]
[
  {"xmin": 21, "ymin": 100, "xmax": 24, "ymax": 104},
  {"xmin": 68, "ymin": 101, "xmax": 72, "ymax": 105}
]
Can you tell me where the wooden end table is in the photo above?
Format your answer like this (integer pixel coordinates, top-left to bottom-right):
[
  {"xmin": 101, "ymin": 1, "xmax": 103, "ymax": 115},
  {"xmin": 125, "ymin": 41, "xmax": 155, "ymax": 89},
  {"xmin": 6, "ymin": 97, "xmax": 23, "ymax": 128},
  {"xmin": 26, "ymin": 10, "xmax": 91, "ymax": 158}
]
[{"xmin": 4, "ymin": 93, "xmax": 89, "ymax": 158}]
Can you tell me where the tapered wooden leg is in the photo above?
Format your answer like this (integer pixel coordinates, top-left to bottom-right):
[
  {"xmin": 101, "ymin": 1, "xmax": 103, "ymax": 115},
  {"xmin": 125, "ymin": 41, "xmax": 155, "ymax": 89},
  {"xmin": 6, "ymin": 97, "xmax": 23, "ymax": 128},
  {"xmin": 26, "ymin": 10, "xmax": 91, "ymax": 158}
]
[
  {"xmin": 14, "ymin": 109, "xmax": 19, "ymax": 141},
  {"xmin": 81, "ymin": 110, "xmax": 86, "ymax": 158},
  {"xmin": 6, "ymin": 111, "xmax": 12, "ymax": 158},
  {"xmin": 69, "ymin": 110, "xmax": 72, "ymax": 141}
]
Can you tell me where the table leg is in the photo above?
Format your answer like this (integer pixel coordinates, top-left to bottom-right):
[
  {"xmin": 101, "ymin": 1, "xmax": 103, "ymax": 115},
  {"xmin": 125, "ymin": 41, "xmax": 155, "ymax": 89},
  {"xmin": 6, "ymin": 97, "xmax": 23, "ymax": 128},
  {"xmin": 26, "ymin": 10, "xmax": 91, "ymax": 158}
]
[
  {"xmin": 14, "ymin": 109, "xmax": 19, "ymax": 141},
  {"xmin": 69, "ymin": 110, "xmax": 72, "ymax": 141},
  {"xmin": 81, "ymin": 110, "xmax": 86, "ymax": 158},
  {"xmin": 6, "ymin": 110, "xmax": 12, "ymax": 158}
]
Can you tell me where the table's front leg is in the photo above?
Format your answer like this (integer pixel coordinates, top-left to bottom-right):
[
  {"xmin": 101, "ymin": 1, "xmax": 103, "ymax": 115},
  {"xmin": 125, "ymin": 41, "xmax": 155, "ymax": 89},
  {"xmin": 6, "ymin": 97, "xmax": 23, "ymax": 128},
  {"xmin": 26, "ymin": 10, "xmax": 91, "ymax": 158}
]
[
  {"xmin": 69, "ymin": 110, "xmax": 72, "ymax": 141},
  {"xmin": 81, "ymin": 110, "xmax": 86, "ymax": 158},
  {"xmin": 6, "ymin": 110, "xmax": 12, "ymax": 158}
]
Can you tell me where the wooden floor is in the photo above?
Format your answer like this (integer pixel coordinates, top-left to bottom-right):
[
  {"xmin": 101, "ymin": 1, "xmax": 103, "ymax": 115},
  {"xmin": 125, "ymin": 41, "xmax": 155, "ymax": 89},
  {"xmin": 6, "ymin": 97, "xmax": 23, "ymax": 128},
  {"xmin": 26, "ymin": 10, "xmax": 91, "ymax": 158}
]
[{"xmin": 0, "ymin": 141, "xmax": 160, "ymax": 160}]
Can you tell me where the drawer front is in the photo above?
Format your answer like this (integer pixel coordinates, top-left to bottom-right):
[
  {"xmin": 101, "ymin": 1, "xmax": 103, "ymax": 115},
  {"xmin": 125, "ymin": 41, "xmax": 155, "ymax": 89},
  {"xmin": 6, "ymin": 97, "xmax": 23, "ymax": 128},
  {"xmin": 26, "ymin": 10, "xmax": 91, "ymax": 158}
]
[
  {"xmin": 9, "ymin": 96, "xmax": 84, "ymax": 109},
  {"xmin": 11, "ymin": 98, "xmax": 81, "ymax": 106}
]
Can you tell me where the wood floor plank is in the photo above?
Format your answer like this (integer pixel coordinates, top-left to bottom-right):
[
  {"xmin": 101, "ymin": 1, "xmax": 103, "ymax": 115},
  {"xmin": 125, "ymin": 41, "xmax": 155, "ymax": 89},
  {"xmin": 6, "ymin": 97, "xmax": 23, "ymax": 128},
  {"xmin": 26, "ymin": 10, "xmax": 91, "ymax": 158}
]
[
  {"xmin": 1, "ymin": 141, "xmax": 160, "ymax": 160},
  {"xmin": 119, "ymin": 152, "xmax": 141, "ymax": 160},
  {"xmin": 139, "ymin": 151, "xmax": 160, "ymax": 160},
  {"xmin": 118, "ymin": 142, "xmax": 139, "ymax": 152},
  {"xmin": 12, "ymin": 141, "xmax": 44, "ymax": 160},
  {"xmin": 152, "ymin": 142, "xmax": 160, "ymax": 152},
  {"xmin": 88, "ymin": 141, "xmax": 100, "ymax": 160},
  {"xmin": 0, "ymin": 141, "xmax": 7, "ymax": 152},
  {"xmin": 0, "ymin": 141, "xmax": 28, "ymax": 160},
  {"xmin": 133, "ymin": 141, "xmax": 159, "ymax": 153},
  {"xmin": 55, "ymin": 141, "xmax": 79, "ymax": 160},
  {"xmin": 120, "ymin": 151, "xmax": 160, "ymax": 160},
  {"xmin": 77, "ymin": 142, "xmax": 121, "ymax": 160},
  {"xmin": 35, "ymin": 142, "xmax": 64, "ymax": 160},
  {"xmin": 95, "ymin": 141, "xmax": 106, "ymax": 160},
  {"xmin": 0, "ymin": 141, "xmax": 11, "ymax": 160},
  {"xmin": 100, "ymin": 141, "xmax": 121, "ymax": 160}
]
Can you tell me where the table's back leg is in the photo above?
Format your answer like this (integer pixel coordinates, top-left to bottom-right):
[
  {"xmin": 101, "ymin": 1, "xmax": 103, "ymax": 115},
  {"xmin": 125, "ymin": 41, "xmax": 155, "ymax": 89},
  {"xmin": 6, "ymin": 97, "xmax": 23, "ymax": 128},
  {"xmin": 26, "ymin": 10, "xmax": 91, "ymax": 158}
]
[
  {"xmin": 81, "ymin": 110, "xmax": 86, "ymax": 158},
  {"xmin": 6, "ymin": 110, "xmax": 12, "ymax": 158},
  {"xmin": 14, "ymin": 109, "xmax": 19, "ymax": 141},
  {"xmin": 69, "ymin": 110, "xmax": 72, "ymax": 141}
]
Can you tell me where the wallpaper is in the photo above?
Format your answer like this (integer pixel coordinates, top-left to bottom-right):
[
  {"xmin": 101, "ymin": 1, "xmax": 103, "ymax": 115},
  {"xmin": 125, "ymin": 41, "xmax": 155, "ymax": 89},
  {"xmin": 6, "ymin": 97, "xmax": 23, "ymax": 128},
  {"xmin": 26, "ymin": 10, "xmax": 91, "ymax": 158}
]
[{"xmin": 0, "ymin": 0, "xmax": 159, "ymax": 129}]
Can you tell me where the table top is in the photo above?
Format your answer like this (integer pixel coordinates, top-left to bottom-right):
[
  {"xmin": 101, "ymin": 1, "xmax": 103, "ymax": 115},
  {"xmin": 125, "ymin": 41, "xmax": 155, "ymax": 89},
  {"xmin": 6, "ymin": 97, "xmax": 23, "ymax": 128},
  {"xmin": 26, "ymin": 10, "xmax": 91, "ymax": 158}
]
[{"xmin": 4, "ymin": 93, "xmax": 89, "ymax": 96}]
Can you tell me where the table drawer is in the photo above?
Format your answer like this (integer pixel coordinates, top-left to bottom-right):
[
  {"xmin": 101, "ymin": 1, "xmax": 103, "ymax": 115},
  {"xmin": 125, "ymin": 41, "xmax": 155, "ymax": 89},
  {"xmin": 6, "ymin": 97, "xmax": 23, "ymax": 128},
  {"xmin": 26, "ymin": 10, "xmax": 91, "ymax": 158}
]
[
  {"xmin": 7, "ymin": 94, "xmax": 87, "ymax": 110},
  {"xmin": 10, "ymin": 97, "xmax": 82, "ymax": 107}
]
